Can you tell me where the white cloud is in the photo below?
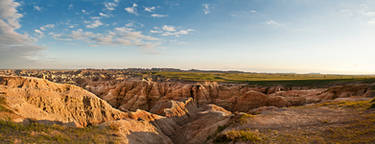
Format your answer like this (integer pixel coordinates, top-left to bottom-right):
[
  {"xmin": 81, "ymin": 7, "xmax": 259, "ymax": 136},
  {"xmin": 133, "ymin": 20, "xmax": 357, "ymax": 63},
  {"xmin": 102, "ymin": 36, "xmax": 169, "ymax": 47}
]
[
  {"xmin": 161, "ymin": 29, "xmax": 194, "ymax": 37},
  {"xmin": 0, "ymin": 0, "xmax": 22, "ymax": 29},
  {"xmin": 144, "ymin": 6, "xmax": 155, "ymax": 12},
  {"xmin": 104, "ymin": 2, "xmax": 118, "ymax": 11},
  {"xmin": 90, "ymin": 16, "xmax": 100, "ymax": 20},
  {"xmin": 99, "ymin": 12, "xmax": 110, "ymax": 17},
  {"xmin": 151, "ymin": 14, "xmax": 167, "ymax": 18},
  {"xmin": 34, "ymin": 6, "xmax": 41, "ymax": 11},
  {"xmin": 266, "ymin": 20, "xmax": 281, "ymax": 26},
  {"xmin": 68, "ymin": 27, "xmax": 160, "ymax": 51},
  {"xmin": 81, "ymin": 10, "xmax": 87, "ymax": 13},
  {"xmin": 125, "ymin": 3, "xmax": 138, "ymax": 15},
  {"xmin": 125, "ymin": 7, "xmax": 136, "ymax": 14},
  {"xmin": 71, "ymin": 29, "xmax": 99, "ymax": 40},
  {"xmin": 40, "ymin": 24, "xmax": 55, "ymax": 31},
  {"xmin": 49, "ymin": 32, "xmax": 68, "ymax": 41},
  {"xmin": 34, "ymin": 29, "xmax": 44, "ymax": 37},
  {"xmin": 202, "ymin": 4, "xmax": 210, "ymax": 15},
  {"xmin": 86, "ymin": 20, "xmax": 103, "ymax": 28},
  {"xmin": 162, "ymin": 25, "xmax": 176, "ymax": 32},
  {"xmin": 0, "ymin": 0, "xmax": 45, "ymax": 68},
  {"xmin": 150, "ymin": 30, "xmax": 162, "ymax": 33},
  {"xmin": 369, "ymin": 19, "xmax": 375, "ymax": 24},
  {"xmin": 250, "ymin": 10, "xmax": 257, "ymax": 14},
  {"xmin": 153, "ymin": 25, "xmax": 194, "ymax": 37}
]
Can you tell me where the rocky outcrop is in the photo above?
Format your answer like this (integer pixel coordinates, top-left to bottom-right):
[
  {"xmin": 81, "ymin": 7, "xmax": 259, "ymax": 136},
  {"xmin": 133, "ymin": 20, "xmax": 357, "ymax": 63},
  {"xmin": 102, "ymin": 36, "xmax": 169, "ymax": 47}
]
[{"xmin": 0, "ymin": 76, "xmax": 128, "ymax": 127}]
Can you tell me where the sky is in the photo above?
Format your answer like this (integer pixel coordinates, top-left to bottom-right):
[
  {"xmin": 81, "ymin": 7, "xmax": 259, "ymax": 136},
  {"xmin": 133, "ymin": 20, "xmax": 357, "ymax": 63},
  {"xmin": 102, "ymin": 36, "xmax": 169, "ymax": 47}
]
[{"xmin": 0, "ymin": 0, "xmax": 375, "ymax": 74}]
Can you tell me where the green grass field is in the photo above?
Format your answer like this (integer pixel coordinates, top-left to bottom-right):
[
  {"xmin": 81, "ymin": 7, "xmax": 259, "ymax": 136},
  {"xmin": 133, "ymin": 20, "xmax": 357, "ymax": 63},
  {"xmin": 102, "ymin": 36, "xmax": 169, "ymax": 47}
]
[{"xmin": 151, "ymin": 72, "xmax": 375, "ymax": 86}]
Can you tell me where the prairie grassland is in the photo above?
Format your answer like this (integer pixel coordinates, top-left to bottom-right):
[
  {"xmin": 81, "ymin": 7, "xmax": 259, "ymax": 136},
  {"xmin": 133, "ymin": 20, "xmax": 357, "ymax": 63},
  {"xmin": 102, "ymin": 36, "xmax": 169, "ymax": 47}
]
[{"xmin": 153, "ymin": 71, "xmax": 375, "ymax": 85}]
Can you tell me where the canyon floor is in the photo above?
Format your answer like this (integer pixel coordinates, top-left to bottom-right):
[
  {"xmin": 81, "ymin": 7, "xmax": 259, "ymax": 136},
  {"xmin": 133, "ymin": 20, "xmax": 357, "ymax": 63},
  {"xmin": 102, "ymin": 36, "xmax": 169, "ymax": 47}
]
[{"xmin": 0, "ymin": 69, "xmax": 375, "ymax": 144}]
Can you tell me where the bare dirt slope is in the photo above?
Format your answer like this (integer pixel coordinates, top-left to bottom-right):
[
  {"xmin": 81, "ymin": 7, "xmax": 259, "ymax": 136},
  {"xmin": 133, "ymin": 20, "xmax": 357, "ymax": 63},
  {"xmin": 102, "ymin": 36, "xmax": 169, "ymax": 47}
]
[{"xmin": 207, "ymin": 98, "xmax": 375, "ymax": 144}]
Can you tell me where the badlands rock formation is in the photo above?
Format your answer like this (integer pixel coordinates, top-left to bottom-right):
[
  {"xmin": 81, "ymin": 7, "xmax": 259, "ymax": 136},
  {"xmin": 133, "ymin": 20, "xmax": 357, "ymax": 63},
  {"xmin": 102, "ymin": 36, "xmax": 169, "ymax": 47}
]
[
  {"xmin": 0, "ymin": 76, "xmax": 129, "ymax": 127},
  {"xmin": 1, "ymin": 73, "xmax": 374, "ymax": 144},
  {"xmin": 85, "ymin": 80, "xmax": 374, "ymax": 114},
  {"xmin": 0, "ymin": 76, "xmax": 234, "ymax": 144}
]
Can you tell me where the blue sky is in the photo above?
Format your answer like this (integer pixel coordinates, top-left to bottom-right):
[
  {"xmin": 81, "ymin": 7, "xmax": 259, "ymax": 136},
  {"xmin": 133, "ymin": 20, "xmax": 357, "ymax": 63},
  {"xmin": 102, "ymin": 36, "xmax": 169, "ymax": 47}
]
[{"xmin": 1, "ymin": 0, "xmax": 375, "ymax": 74}]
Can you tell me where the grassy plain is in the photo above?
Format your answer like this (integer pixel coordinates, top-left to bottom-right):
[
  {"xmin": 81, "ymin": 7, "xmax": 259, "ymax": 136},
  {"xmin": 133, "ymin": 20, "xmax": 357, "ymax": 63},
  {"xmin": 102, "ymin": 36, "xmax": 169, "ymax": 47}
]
[{"xmin": 152, "ymin": 71, "xmax": 375, "ymax": 86}]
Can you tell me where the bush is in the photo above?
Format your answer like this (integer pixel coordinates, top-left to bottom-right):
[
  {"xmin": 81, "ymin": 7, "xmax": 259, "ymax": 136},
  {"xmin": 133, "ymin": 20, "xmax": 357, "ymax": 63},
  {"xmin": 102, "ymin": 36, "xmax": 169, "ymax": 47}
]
[
  {"xmin": 214, "ymin": 130, "xmax": 262, "ymax": 143},
  {"xmin": 237, "ymin": 113, "xmax": 255, "ymax": 124}
]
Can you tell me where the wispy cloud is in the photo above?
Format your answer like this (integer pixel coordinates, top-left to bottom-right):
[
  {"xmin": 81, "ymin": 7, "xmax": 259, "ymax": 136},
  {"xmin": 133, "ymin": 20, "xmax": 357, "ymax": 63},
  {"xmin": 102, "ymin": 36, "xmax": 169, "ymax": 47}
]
[
  {"xmin": 104, "ymin": 1, "xmax": 118, "ymax": 11},
  {"xmin": 125, "ymin": 3, "xmax": 138, "ymax": 15},
  {"xmin": 40, "ymin": 24, "xmax": 55, "ymax": 31},
  {"xmin": 144, "ymin": 6, "xmax": 156, "ymax": 12},
  {"xmin": 99, "ymin": 12, "xmax": 110, "ymax": 18},
  {"xmin": 266, "ymin": 20, "xmax": 282, "ymax": 26},
  {"xmin": 34, "ymin": 29, "xmax": 44, "ymax": 38},
  {"xmin": 34, "ymin": 6, "xmax": 41, "ymax": 11},
  {"xmin": 152, "ymin": 25, "xmax": 194, "ymax": 37},
  {"xmin": 49, "ymin": 32, "xmax": 72, "ymax": 41},
  {"xmin": 0, "ymin": 0, "xmax": 45, "ymax": 67},
  {"xmin": 85, "ymin": 20, "xmax": 103, "ymax": 28},
  {"xmin": 71, "ymin": 29, "xmax": 99, "ymax": 40},
  {"xmin": 162, "ymin": 25, "xmax": 176, "ymax": 32},
  {"xmin": 161, "ymin": 29, "xmax": 194, "ymax": 37},
  {"xmin": 150, "ymin": 30, "xmax": 162, "ymax": 33},
  {"xmin": 68, "ymin": 27, "xmax": 160, "ymax": 52},
  {"xmin": 151, "ymin": 14, "xmax": 167, "ymax": 18},
  {"xmin": 202, "ymin": 4, "xmax": 210, "ymax": 15}
]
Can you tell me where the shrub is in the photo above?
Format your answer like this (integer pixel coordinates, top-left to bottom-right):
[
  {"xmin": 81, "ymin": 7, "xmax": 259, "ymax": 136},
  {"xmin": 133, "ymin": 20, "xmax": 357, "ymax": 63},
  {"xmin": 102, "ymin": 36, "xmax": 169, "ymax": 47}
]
[
  {"xmin": 236, "ymin": 113, "xmax": 255, "ymax": 124},
  {"xmin": 214, "ymin": 130, "xmax": 262, "ymax": 143}
]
